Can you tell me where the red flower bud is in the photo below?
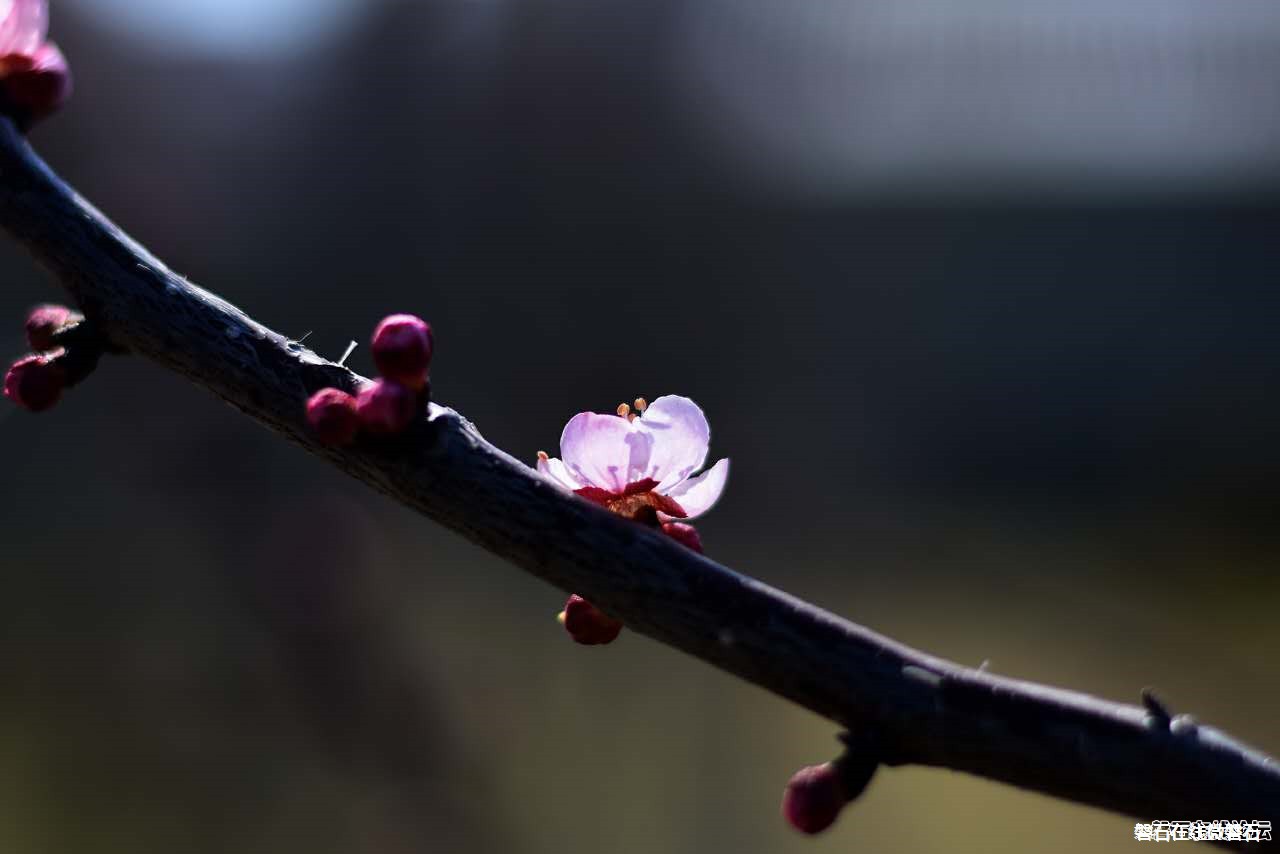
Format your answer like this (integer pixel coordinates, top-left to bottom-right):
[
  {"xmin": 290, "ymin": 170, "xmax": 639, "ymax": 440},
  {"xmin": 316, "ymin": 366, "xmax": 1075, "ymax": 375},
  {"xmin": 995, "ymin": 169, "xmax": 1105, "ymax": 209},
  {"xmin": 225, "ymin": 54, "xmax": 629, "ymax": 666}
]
[
  {"xmin": 661, "ymin": 521, "xmax": 703, "ymax": 553},
  {"xmin": 4, "ymin": 352, "xmax": 65, "ymax": 412},
  {"xmin": 782, "ymin": 763, "xmax": 847, "ymax": 835},
  {"xmin": 24, "ymin": 303, "xmax": 79, "ymax": 351},
  {"xmin": 0, "ymin": 43, "xmax": 72, "ymax": 127},
  {"xmin": 371, "ymin": 313, "xmax": 433, "ymax": 390},
  {"xmin": 305, "ymin": 388, "xmax": 360, "ymax": 446},
  {"xmin": 356, "ymin": 379, "xmax": 418, "ymax": 435},
  {"xmin": 560, "ymin": 594, "xmax": 623, "ymax": 645}
]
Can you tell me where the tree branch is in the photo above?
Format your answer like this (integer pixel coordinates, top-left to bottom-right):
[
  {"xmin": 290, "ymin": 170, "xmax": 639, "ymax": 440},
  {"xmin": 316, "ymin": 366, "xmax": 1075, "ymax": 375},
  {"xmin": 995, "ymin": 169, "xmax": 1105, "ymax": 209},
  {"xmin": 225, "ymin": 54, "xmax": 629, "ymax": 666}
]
[{"xmin": 1, "ymin": 116, "xmax": 1276, "ymax": 836}]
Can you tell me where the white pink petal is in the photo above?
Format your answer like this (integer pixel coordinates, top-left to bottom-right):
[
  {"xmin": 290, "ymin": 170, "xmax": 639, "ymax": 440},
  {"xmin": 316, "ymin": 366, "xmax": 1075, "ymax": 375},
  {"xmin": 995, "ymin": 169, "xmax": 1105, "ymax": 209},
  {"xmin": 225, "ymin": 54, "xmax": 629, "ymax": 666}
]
[
  {"xmin": 632, "ymin": 395, "xmax": 710, "ymax": 490},
  {"xmin": 537, "ymin": 455, "xmax": 584, "ymax": 491},
  {"xmin": 0, "ymin": 0, "xmax": 48, "ymax": 57},
  {"xmin": 559, "ymin": 411, "xmax": 652, "ymax": 494},
  {"xmin": 661, "ymin": 458, "xmax": 729, "ymax": 520}
]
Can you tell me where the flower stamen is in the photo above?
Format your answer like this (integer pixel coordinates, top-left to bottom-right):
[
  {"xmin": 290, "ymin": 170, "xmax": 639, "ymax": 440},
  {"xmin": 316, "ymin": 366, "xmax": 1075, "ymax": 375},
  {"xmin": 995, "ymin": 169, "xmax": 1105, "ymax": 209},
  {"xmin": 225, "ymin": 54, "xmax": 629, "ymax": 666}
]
[
  {"xmin": 616, "ymin": 402, "xmax": 631, "ymax": 418},
  {"xmin": 633, "ymin": 397, "xmax": 648, "ymax": 413}
]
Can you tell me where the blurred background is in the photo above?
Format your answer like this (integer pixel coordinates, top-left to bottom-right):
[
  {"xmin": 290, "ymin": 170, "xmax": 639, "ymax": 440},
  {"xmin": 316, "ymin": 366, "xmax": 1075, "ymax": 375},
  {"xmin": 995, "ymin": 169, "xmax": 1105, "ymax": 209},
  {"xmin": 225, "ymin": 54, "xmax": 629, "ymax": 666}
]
[{"xmin": 2, "ymin": 1, "xmax": 1279, "ymax": 851}]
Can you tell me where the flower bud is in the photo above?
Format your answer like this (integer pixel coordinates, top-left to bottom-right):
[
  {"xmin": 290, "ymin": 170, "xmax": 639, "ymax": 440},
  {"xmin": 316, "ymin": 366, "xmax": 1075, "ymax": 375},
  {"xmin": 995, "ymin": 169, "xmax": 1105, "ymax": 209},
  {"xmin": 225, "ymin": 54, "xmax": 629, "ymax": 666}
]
[
  {"xmin": 0, "ymin": 43, "xmax": 72, "ymax": 127},
  {"xmin": 782, "ymin": 763, "xmax": 847, "ymax": 835},
  {"xmin": 371, "ymin": 313, "xmax": 433, "ymax": 390},
  {"xmin": 305, "ymin": 387, "xmax": 360, "ymax": 446},
  {"xmin": 24, "ymin": 303, "xmax": 79, "ymax": 351},
  {"xmin": 4, "ymin": 352, "xmax": 65, "ymax": 412},
  {"xmin": 560, "ymin": 594, "xmax": 623, "ymax": 645},
  {"xmin": 661, "ymin": 521, "xmax": 703, "ymax": 553},
  {"xmin": 356, "ymin": 379, "xmax": 418, "ymax": 435}
]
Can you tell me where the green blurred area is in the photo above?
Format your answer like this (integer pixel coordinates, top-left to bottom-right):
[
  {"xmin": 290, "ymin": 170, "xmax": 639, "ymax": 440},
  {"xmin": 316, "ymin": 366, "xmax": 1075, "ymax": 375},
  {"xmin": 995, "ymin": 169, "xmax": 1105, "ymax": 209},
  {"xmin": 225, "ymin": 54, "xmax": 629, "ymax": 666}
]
[{"xmin": 2, "ymin": 2, "xmax": 1279, "ymax": 852}]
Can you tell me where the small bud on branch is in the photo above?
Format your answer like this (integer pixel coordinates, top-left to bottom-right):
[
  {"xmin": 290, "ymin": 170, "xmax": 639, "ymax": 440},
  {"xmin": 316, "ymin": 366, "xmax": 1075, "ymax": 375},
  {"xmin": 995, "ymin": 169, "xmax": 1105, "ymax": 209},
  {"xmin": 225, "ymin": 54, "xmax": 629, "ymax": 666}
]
[
  {"xmin": 24, "ymin": 302, "xmax": 79, "ymax": 351},
  {"xmin": 4, "ymin": 351, "xmax": 63, "ymax": 411},
  {"xmin": 356, "ymin": 379, "xmax": 419, "ymax": 435},
  {"xmin": 371, "ymin": 313, "xmax": 433, "ymax": 391},
  {"xmin": 306, "ymin": 388, "xmax": 360, "ymax": 446},
  {"xmin": 560, "ymin": 594, "xmax": 623, "ymax": 645},
  {"xmin": 782, "ymin": 763, "xmax": 847, "ymax": 835}
]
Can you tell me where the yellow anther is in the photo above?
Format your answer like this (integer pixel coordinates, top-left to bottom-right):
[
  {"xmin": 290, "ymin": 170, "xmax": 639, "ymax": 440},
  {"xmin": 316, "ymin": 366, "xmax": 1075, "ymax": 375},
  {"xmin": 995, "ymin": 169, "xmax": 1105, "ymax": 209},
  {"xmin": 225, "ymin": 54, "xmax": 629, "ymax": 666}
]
[
  {"xmin": 616, "ymin": 402, "xmax": 631, "ymax": 417},
  {"xmin": 633, "ymin": 397, "xmax": 648, "ymax": 412},
  {"xmin": 556, "ymin": 610, "xmax": 567, "ymax": 625}
]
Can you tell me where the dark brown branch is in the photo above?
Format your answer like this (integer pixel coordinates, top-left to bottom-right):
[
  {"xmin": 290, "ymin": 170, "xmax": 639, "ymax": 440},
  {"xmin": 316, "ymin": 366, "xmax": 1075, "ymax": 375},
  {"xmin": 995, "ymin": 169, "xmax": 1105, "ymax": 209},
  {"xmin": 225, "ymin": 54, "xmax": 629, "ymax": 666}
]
[{"xmin": 1, "ymin": 116, "xmax": 1276, "ymax": 835}]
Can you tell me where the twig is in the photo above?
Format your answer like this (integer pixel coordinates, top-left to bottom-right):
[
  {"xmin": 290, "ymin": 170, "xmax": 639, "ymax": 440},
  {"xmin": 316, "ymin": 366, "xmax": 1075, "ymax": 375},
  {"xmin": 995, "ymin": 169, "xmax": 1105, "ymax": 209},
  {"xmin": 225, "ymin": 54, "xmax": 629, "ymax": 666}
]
[{"xmin": 1, "ymin": 117, "xmax": 1275, "ymax": 837}]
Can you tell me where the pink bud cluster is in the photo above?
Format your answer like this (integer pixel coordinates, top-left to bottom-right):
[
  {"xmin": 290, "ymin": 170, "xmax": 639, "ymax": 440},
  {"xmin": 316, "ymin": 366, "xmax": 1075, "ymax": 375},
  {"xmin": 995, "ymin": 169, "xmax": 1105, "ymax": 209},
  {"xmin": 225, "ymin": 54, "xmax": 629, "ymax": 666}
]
[
  {"xmin": 4, "ymin": 303, "xmax": 90, "ymax": 413},
  {"xmin": 305, "ymin": 313, "xmax": 433, "ymax": 446}
]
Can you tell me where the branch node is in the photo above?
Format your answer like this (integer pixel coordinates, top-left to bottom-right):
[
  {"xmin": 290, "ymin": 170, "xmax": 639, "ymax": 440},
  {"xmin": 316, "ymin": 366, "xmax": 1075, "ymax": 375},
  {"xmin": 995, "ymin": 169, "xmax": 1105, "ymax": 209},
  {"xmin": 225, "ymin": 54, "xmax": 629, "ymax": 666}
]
[
  {"xmin": 47, "ymin": 317, "xmax": 110, "ymax": 385},
  {"xmin": 1141, "ymin": 686, "xmax": 1173, "ymax": 727},
  {"xmin": 834, "ymin": 728, "xmax": 884, "ymax": 803}
]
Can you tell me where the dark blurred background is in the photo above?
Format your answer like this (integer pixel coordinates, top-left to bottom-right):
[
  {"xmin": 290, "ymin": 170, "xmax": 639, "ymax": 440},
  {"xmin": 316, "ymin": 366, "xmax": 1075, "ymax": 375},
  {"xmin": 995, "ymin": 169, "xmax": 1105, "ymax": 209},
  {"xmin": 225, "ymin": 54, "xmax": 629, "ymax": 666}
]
[{"xmin": 3, "ymin": 1, "xmax": 1278, "ymax": 851}]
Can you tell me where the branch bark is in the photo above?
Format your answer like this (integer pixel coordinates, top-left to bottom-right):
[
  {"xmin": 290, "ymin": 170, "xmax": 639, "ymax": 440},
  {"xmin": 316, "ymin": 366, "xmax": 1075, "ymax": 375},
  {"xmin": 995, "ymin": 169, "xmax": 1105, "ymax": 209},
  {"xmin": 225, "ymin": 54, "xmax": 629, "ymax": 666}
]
[{"xmin": 1, "ymin": 116, "xmax": 1276, "ymax": 837}]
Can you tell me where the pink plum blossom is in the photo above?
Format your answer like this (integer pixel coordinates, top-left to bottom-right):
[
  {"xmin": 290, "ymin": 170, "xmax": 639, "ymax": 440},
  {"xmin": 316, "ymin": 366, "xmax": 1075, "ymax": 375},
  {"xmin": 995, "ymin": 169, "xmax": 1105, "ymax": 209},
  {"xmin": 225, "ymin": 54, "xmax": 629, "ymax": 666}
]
[
  {"xmin": 537, "ymin": 395, "xmax": 729, "ymax": 522},
  {"xmin": 0, "ymin": 0, "xmax": 70, "ymax": 126}
]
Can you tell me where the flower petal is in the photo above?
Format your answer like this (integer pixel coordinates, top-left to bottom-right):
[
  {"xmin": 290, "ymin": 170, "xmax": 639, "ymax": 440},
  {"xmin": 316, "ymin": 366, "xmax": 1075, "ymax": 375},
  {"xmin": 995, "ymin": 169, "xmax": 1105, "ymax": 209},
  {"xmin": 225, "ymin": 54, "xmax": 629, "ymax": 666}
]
[
  {"xmin": 537, "ymin": 455, "xmax": 584, "ymax": 491},
  {"xmin": 662, "ymin": 458, "xmax": 729, "ymax": 520},
  {"xmin": 560, "ymin": 411, "xmax": 652, "ymax": 493},
  {"xmin": 573, "ymin": 485, "xmax": 616, "ymax": 507},
  {"xmin": 0, "ymin": 0, "xmax": 48, "ymax": 57},
  {"xmin": 634, "ymin": 395, "xmax": 710, "ymax": 490}
]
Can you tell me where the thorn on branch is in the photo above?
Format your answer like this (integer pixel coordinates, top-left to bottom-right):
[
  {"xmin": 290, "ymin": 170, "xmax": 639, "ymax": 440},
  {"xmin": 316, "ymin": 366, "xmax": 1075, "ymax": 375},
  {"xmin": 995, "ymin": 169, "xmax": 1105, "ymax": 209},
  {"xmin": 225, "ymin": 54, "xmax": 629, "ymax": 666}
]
[
  {"xmin": 1141, "ymin": 686, "xmax": 1173, "ymax": 728},
  {"xmin": 1141, "ymin": 688, "xmax": 1201, "ymax": 740}
]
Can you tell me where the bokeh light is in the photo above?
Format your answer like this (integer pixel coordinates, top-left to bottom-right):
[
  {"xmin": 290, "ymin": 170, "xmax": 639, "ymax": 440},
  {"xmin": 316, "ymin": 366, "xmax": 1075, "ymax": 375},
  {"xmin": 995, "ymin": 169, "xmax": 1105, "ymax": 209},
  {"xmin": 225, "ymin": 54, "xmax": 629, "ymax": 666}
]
[{"xmin": 60, "ymin": 0, "xmax": 388, "ymax": 56}]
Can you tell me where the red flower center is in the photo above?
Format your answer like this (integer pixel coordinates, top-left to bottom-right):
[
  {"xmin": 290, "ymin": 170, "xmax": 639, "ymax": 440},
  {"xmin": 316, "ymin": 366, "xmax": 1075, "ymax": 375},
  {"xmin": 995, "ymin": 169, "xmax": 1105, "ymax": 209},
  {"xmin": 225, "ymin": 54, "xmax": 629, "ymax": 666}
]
[{"xmin": 574, "ymin": 478, "xmax": 687, "ymax": 523}]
